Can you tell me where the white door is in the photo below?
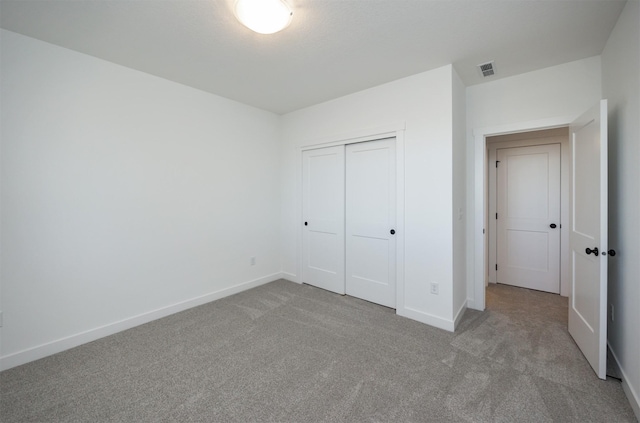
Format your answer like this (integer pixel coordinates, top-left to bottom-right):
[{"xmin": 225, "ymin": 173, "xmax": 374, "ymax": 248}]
[
  {"xmin": 345, "ymin": 139, "xmax": 396, "ymax": 308},
  {"xmin": 302, "ymin": 146, "xmax": 345, "ymax": 294},
  {"xmin": 496, "ymin": 144, "xmax": 561, "ymax": 293},
  {"xmin": 568, "ymin": 100, "xmax": 608, "ymax": 379}
]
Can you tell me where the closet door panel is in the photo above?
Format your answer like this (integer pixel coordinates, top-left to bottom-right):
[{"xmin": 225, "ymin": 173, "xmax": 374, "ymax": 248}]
[
  {"xmin": 302, "ymin": 146, "xmax": 345, "ymax": 294},
  {"xmin": 346, "ymin": 139, "xmax": 396, "ymax": 308}
]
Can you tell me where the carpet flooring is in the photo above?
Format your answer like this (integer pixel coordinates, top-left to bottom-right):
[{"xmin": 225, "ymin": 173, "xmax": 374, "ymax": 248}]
[{"xmin": 0, "ymin": 280, "xmax": 636, "ymax": 422}]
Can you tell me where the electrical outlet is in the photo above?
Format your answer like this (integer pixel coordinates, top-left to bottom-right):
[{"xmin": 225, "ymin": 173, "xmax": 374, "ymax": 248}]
[
  {"xmin": 430, "ymin": 282, "xmax": 439, "ymax": 295},
  {"xmin": 250, "ymin": 256, "xmax": 256, "ymax": 266},
  {"xmin": 610, "ymin": 304, "xmax": 615, "ymax": 322}
]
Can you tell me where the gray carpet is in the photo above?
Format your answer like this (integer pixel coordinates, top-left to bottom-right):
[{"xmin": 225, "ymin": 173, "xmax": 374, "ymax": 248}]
[{"xmin": 0, "ymin": 280, "xmax": 636, "ymax": 422}]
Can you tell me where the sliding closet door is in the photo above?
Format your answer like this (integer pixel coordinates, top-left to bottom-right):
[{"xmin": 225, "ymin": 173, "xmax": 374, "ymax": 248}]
[
  {"xmin": 302, "ymin": 146, "xmax": 345, "ymax": 294},
  {"xmin": 346, "ymin": 139, "xmax": 396, "ymax": 308}
]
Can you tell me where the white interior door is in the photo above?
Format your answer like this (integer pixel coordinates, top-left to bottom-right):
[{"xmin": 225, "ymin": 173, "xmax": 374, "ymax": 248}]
[
  {"xmin": 568, "ymin": 99, "xmax": 608, "ymax": 379},
  {"xmin": 345, "ymin": 139, "xmax": 396, "ymax": 308},
  {"xmin": 302, "ymin": 146, "xmax": 345, "ymax": 294},
  {"xmin": 496, "ymin": 144, "xmax": 561, "ymax": 293}
]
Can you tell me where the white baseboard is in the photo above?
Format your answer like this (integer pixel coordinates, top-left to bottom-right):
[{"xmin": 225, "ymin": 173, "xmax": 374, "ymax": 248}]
[
  {"xmin": 608, "ymin": 341, "xmax": 640, "ymax": 421},
  {"xmin": 0, "ymin": 272, "xmax": 284, "ymax": 371},
  {"xmin": 466, "ymin": 297, "xmax": 477, "ymax": 311},
  {"xmin": 453, "ymin": 301, "xmax": 467, "ymax": 330},
  {"xmin": 281, "ymin": 272, "xmax": 299, "ymax": 283},
  {"xmin": 397, "ymin": 306, "xmax": 455, "ymax": 332}
]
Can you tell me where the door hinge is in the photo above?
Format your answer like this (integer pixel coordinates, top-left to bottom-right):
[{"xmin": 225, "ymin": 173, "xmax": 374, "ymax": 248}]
[
  {"xmin": 483, "ymin": 228, "xmax": 485, "ymax": 234},
  {"xmin": 496, "ymin": 160, "xmax": 500, "ymax": 168},
  {"xmin": 496, "ymin": 213, "xmax": 498, "ymax": 219},
  {"xmin": 495, "ymin": 264, "xmax": 498, "ymax": 271}
]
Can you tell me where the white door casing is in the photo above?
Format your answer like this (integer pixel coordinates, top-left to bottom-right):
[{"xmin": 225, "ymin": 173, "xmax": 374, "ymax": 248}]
[
  {"xmin": 473, "ymin": 116, "xmax": 573, "ymax": 312},
  {"xmin": 345, "ymin": 139, "xmax": 397, "ymax": 308},
  {"xmin": 302, "ymin": 146, "xmax": 345, "ymax": 294},
  {"xmin": 496, "ymin": 144, "xmax": 561, "ymax": 293},
  {"xmin": 568, "ymin": 99, "xmax": 608, "ymax": 379}
]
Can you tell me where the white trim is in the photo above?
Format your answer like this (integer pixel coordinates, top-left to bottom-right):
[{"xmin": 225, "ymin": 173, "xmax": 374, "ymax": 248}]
[
  {"xmin": 608, "ymin": 341, "xmax": 640, "ymax": 421},
  {"xmin": 300, "ymin": 123, "xmax": 406, "ymax": 150},
  {"xmin": 295, "ymin": 143, "xmax": 304, "ymax": 286},
  {"xmin": 487, "ymin": 135, "xmax": 570, "ymax": 296},
  {"xmin": 0, "ymin": 272, "xmax": 284, "ymax": 371},
  {"xmin": 395, "ymin": 130, "xmax": 406, "ymax": 313},
  {"xmin": 453, "ymin": 301, "xmax": 467, "ymax": 330},
  {"xmin": 472, "ymin": 116, "xmax": 576, "ymax": 139},
  {"xmin": 296, "ymin": 123, "xmax": 406, "ymax": 315},
  {"xmin": 397, "ymin": 306, "xmax": 455, "ymax": 332},
  {"xmin": 471, "ymin": 116, "xmax": 575, "ymax": 311},
  {"xmin": 466, "ymin": 297, "xmax": 476, "ymax": 310},
  {"xmin": 281, "ymin": 271, "xmax": 299, "ymax": 283}
]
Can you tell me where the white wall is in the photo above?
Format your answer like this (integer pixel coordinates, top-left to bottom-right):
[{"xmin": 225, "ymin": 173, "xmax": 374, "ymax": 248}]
[
  {"xmin": 452, "ymin": 68, "xmax": 467, "ymax": 323},
  {"xmin": 281, "ymin": 65, "xmax": 460, "ymax": 330},
  {"xmin": 0, "ymin": 30, "xmax": 282, "ymax": 369},
  {"xmin": 466, "ymin": 56, "xmax": 602, "ymax": 308},
  {"xmin": 601, "ymin": 0, "xmax": 640, "ymax": 417},
  {"xmin": 467, "ymin": 56, "xmax": 602, "ymax": 130}
]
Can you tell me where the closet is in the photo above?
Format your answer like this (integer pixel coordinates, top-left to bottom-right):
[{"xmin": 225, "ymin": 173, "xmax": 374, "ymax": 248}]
[{"xmin": 302, "ymin": 138, "xmax": 396, "ymax": 308}]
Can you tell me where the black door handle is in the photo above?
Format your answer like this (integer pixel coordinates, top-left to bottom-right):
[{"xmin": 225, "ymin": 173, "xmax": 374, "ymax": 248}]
[
  {"xmin": 585, "ymin": 247, "xmax": 599, "ymax": 256},
  {"xmin": 549, "ymin": 223, "xmax": 557, "ymax": 229},
  {"xmin": 304, "ymin": 222, "xmax": 308, "ymax": 226},
  {"xmin": 390, "ymin": 229, "xmax": 395, "ymax": 235},
  {"xmin": 607, "ymin": 249, "xmax": 616, "ymax": 257}
]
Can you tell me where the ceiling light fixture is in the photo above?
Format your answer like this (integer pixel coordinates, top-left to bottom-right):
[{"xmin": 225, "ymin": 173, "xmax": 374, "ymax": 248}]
[{"xmin": 234, "ymin": 0, "xmax": 293, "ymax": 35}]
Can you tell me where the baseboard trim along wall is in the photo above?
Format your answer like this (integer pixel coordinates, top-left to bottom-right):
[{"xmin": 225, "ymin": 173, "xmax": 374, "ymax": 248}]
[
  {"xmin": 466, "ymin": 297, "xmax": 477, "ymax": 311},
  {"xmin": 397, "ymin": 306, "xmax": 455, "ymax": 332},
  {"xmin": 0, "ymin": 272, "xmax": 284, "ymax": 372},
  {"xmin": 453, "ymin": 302, "xmax": 467, "ymax": 330},
  {"xmin": 281, "ymin": 272, "xmax": 299, "ymax": 283},
  {"xmin": 608, "ymin": 341, "xmax": 640, "ymax": 421},
  {"xmin": 283, "ymin": 277, "xmax": 462, "ymax": 333}
]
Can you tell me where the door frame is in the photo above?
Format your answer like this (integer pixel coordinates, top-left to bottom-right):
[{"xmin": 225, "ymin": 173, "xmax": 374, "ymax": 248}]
[
  {"xmin": 296, "ymin": 123, "xmax": 406, "ymax": 311},
  {"xmin": 487, "ymin": 132, "xmax": 570, "ymax": 296},
  {"xmin": 471, "ymin": 116, "xmax": 574, "ymax": 311}
]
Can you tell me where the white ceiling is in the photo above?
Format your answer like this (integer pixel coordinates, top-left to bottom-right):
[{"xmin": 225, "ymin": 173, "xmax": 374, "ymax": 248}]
[{"xmin": 0, "ymin": 0, "xmax": 626, "ymax": 114}]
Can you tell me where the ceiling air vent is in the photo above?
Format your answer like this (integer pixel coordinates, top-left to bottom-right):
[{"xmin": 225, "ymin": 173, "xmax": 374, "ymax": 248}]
[{"xmin": 478, "ymin": 61, "xmax": 496, "ymax": 77}]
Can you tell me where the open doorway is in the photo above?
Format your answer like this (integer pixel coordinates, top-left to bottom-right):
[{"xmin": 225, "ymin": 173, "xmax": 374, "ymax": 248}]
[
  {"xmin": 471, "ymin": 116, "xmax": 574, "ymax": 312},
  {"xmin": 471, "ymin": 102, "xmax": 609, "ymax": 379},
  {"xmin": 486, "ymin": 128, "xmax": 570, "ymax": 297}
]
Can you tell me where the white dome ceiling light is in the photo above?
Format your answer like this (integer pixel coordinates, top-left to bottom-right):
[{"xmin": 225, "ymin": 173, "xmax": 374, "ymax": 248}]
[{"xmin": 234, "ymin": 0, "xmax": 293, "ymax": 35}]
